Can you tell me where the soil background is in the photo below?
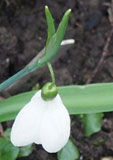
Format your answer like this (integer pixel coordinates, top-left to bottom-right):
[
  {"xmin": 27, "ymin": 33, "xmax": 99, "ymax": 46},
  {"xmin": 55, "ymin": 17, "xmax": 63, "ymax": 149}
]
[{"xmin": 0, "ymin": 0, "xmax": 113, "ymax": 160}]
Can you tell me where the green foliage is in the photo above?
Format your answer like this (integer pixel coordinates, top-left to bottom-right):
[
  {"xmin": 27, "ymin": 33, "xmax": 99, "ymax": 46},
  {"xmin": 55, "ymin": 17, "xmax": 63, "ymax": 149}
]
[
  {"xmin": 45, "ymin": 6, "xmax": 55, "ymax": 47},
  {"xmin": 4, "ymin": 128, "xmax": 11, "ymax": 140},
  {"xmin": 0, "ymin": 129, "xmax": 19, "ymax": 160},
  {"xmin": 0, "ymin": 83, "xmax": 113, "ymax": 122},
  {"xmin": 0, "ymin": 128, "xmax": 33, "ymax": 160},
  {"xmin": 0, "ymin": 138, "xmax": 19, "ymax": 160},
  {"xmin": 57, "ymin": 139, "xmax": 80, "ymax": 160},
  {"xmin": 82, "ymin": 113, "xmax": 103, "ymax": 136},
  {"xmin": 59, "ymin": 83, "xmax": 113, "ymax": 114},
  {"xmin": 18, "ymin": 145, "xmax": 33, "ymax": 158}
]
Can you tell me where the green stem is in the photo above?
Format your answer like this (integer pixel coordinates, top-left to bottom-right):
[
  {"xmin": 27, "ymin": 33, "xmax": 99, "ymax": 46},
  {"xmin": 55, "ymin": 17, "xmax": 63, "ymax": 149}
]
[{"xmin": 47, "ymin": 63, "xmax": 55, "ymax": 85}]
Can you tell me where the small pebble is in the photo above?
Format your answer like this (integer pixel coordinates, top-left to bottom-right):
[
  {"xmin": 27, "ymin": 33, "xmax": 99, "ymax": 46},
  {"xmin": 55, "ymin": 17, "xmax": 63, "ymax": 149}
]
[{"xmin": 101, "ymin": 157, "xmax": 113, "ymax": 160}]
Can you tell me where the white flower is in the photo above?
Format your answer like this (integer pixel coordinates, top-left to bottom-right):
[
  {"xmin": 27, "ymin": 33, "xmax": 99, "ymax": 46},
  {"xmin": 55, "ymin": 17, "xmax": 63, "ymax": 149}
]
[{"xmin": 10, "ymin": 90, "xmax": 70, "ymax": 153}]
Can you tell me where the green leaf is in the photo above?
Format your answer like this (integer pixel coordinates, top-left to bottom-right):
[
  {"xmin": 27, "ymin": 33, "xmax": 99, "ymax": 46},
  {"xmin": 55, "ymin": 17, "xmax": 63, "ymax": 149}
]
[
  {"xmin": 18, "ymin": 145, "xmax": 33, "ymax": 158},
  {"xmin": 0, "ymin": 83, "xmax": 113, "ymax": 122},
  {"xmin": 59, "ymin": 83, "xmax": 113, "ymax": 114},
  {"xmin": 38, "ymin": 9, "xmax": 71, "ymax": 65},
  {"xmin": 0, "ymin": 138, "xmax": 19, "ymax": 160},
  {"xmin": 4, "ymin": 128, "xmax": 11, "ymax": 140},
  {"xmin": 45, "ymin": 6, "xmax": 55, "ymax": 47},
  {"xmin": 3, "ymin": 128, "xmax": 32, "ymax": 158},
  {"xmin": 0, "ymin": 90, "xmax": 36, "ymax": 122},
  {"xmin": 57, "ymin": 139, "xmax": 80, "ymax": 160},
  {"xmin": 82, "ymin": 113, "xmax": 103, "ymax": 137}
]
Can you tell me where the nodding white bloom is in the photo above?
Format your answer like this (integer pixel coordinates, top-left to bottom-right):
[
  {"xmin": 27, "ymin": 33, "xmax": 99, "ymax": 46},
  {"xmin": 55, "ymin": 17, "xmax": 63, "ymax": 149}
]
[{"xmin": 10, "ymin": 90, "xmax": 70, "ymax": 153}]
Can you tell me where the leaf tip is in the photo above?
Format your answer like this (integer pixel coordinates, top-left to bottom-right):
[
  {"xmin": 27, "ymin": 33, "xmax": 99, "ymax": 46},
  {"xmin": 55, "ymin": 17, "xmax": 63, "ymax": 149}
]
[
  {"xmin": 45, "ymin": 5, "xmax": 48, "ymax": 9},
  {"xmin": 64, "ymin": 9, "xmax": 71, "ymax": 18},
  {"xmin": 45, "ymin": 5, "xmax": 49, "ymax": 12},
  {"xmin": 67, "ymin": 9, "xmax": 71, "ymax": 14}
]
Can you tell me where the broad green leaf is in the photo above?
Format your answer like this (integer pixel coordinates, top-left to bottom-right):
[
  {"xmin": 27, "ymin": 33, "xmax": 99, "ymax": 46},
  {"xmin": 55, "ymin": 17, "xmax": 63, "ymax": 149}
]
[
  {"xmin": 18, "ymin": 145, "xmax": 33, "ymax": 158},
  {"xmin": 82, "ymin": 113, "xmax": 103, "ymax": 137},
  {"xmin": 4, "ymin": 128, "xmax": 11, "ymax": 140},
  {"xmin": 0, "ymin": 138, "xmax": 19, "ymax": 160},
  {"xmin": 0, "ymin": 83, "xmax": 113, "ymax": 122},
  {"xmin": 38, "ymin": 9, "xmax": 71, "ymax": 65},
  {"xmin": 59, "ymin": 83, "xmax": 113, "ymax": 114},
  {"xmin": 45, "ymin": 6, "xmax": 55, "ymax": 47},
  {"xmin": 3, "ymin": 128, "xmax": 33, "ymax": 158},
  {"xmin": 0, "ymin": 8, "xmax": 71, "ymax": 92},
  {"xmin": 57, "ymin": 139, "xmax": 80, "ymax": 160},
  {"xmin": 0, "ymin": 90, "xmax": 36, "ymax": 122}
]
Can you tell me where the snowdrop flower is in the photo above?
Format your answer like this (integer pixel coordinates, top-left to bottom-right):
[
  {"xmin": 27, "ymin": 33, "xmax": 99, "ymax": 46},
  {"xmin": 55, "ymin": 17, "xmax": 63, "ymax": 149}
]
[{"xmin": 10, "ymin": 82, "xmax": 70, "ymax": 153}]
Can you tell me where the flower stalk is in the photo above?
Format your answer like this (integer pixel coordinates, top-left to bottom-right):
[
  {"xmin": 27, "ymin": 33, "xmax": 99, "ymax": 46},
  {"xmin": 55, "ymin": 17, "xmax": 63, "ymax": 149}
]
[{"xmin": 47, "ymin": 62, "xmax": 55, "ymax": 85}]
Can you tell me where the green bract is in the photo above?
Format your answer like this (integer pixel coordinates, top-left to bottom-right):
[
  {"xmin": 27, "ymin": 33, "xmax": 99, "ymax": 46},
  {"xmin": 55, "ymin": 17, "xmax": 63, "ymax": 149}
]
[{"xmin": 0, "ymin": 7, "xmax": 71, "ymax": 92}]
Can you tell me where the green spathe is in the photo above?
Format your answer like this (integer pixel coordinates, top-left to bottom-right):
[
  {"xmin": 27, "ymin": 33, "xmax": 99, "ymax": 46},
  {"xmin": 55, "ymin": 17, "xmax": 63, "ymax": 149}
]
[
  {"xmin": 0, "ymin": 7, "xmax": 71, "ymax": 92},
  {"xmin": 41, "ymin": 82, "xmax": 58, "ymax": 100}
]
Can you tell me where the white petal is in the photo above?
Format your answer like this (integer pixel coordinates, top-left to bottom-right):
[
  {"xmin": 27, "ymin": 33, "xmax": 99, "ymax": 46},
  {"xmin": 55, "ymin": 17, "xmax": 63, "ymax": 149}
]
[
  {"xmin": 10, "ymin": 90, "xmax": 45, "ymax": 146},
  {"xmin": 39, "ymin": 94, "xmax": 70, "ymax": 153}
]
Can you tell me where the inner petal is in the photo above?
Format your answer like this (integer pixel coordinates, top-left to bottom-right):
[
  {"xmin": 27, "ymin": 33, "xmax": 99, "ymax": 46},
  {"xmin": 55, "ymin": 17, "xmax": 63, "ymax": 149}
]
[{"xmin": 39, "ymin": 96, "xmax": 70, "ymax": 153}]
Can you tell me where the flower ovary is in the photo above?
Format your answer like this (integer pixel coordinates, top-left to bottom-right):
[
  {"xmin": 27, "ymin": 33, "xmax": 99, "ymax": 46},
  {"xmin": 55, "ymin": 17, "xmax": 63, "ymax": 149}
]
[{"xmin": 41, "ymin": 82, "xmax": 58, "ymax": 100}]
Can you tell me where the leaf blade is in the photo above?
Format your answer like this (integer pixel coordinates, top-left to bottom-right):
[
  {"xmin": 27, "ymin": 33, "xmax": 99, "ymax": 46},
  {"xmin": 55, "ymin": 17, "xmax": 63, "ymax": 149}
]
[
  {"xmin": 57, "ymin": 139, "xmax": 80, "ymax": 160},
  {"xmin": 18, "ymin": 145, "xmax": 33, "ymax": 158},
  {"xmin": 0, "ymin": 138, "xmax": 19, "ymax": 160},
  {"xmin": 82, "ymin": 113, "xmax": 103, "ymax": 137},
  {"xmin": 0, "ymin": 83, "xmax": 113, "ymax": 122},
  {"xmin": 45, "ymin": 6, "xmax": 55, "ymax": 47}
]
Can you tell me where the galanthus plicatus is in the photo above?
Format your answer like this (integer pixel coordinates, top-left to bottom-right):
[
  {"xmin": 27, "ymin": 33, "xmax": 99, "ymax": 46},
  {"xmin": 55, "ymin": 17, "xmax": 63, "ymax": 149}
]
[{"xmin": 10, "ymin": 82, "xmax": 70, "ymax": 153}]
